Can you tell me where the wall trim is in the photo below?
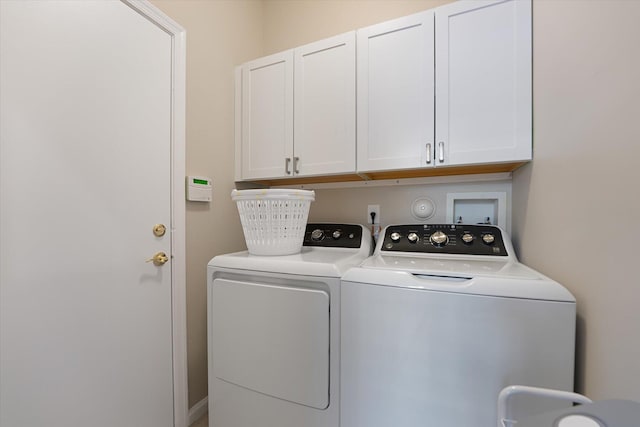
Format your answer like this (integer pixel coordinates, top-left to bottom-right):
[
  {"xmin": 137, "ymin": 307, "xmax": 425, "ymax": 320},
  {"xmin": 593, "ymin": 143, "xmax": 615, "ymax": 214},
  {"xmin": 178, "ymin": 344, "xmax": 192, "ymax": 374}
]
[{"xmin": 189, "ymin": 397, "xmax": 209, "ymax": 426}]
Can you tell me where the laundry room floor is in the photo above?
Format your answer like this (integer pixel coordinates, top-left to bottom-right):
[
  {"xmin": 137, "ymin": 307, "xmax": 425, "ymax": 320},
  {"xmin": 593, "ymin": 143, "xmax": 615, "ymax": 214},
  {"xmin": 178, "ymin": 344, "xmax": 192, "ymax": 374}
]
[{"xmin": 191, "ymin": 414, "xmax": 208, "ymax": 427}]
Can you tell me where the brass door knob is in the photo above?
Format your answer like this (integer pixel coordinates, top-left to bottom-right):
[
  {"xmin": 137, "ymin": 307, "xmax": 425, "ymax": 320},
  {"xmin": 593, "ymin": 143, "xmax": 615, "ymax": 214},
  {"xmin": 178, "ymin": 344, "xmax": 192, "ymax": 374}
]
[{"xmin": 146, "ymin": 251, "xmax": 169, "ymax": 266}]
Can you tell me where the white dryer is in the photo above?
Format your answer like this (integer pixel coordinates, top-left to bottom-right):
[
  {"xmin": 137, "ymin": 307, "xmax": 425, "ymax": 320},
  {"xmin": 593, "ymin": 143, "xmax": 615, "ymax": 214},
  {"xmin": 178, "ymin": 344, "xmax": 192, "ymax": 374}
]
[
  {"xmin": 341, "ymin": 224, "xmax": 576, "ymax": 427},
  {"xmin": 207, "ymin": 223, "xmax": 371, "ymax": 427}
]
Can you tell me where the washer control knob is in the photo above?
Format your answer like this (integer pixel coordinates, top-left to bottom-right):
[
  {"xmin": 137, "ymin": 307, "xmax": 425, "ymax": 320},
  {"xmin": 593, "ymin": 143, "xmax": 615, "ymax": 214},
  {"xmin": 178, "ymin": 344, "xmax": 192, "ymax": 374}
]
[
  {"xmin": 482, "ymin": 233, "xmax": 495, "ymax": 245},
  {"xmin": 461, "ymin": 233, "xmax": 474, "ymax": 244},
  {"xmin": 311, "ymin": 229, "xmax": 325, "ymax": 241},
  {"xmin": 332, "ymin": 230, "xmax": 342, "ymax": 240},
  {"xmin": 390, "ymin": 232, "xmax": 401, "ymax": 242},
  {"xmin": 407, "ymin": 232, "xmax": 419, "ymax": 243},
  {"xmin": 430, "ymin": 230, "xmax": 448, "ymax": 246}
]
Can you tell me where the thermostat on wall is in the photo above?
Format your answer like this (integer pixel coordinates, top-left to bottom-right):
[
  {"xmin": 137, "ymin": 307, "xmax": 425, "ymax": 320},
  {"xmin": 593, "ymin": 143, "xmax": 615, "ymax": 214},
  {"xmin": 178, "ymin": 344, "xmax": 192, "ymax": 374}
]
[{"xmin": 186, "ymin": 176, "xmax": 212, "ymax": 202}]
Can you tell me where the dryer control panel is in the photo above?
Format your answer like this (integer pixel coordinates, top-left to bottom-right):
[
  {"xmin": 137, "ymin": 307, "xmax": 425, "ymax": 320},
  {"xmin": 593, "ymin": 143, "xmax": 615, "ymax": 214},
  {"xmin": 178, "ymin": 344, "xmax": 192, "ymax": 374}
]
[
  {"xmin": 381, "ymin": 224, "xmax": 508, "ymax": 256},
  {"xmin": 303, "ymin": 223, "xmax": 365, "ymax": 248}
]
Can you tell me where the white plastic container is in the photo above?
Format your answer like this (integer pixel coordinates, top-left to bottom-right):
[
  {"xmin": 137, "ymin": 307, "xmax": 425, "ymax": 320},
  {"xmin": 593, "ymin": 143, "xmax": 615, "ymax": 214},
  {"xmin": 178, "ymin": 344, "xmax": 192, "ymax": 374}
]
[{"xmin": 231, "ymin": 189, "xmax": 315, "ymax": 256}]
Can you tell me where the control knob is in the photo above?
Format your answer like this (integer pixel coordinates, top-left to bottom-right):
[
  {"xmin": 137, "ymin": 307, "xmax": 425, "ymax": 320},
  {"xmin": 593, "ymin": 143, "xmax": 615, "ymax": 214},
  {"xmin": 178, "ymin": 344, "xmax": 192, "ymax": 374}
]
[
  {"xmin": 430, "ymin": 230, "xmax": 448, "ymax": 246},
  {"xmin": 461, "ymin": 233, "xmax": 474, "ymax": 244},
  {"xmin": 332, "ymin": 230, "xmax": 342, "ymax": 240},
  {"xmin": 407, "ymin": 232, "xmax": 419, "ymax": 243},
  {"xmin": 390, "ymin": 232, "xmax": 401, "ymax": 242},
  {"xmin": 482, "ymin": 233, "xmax": 495, "ymax": 245},
  {"xmin": 311, "ymin": 229, "xmax": 325, "ymax": 241}
]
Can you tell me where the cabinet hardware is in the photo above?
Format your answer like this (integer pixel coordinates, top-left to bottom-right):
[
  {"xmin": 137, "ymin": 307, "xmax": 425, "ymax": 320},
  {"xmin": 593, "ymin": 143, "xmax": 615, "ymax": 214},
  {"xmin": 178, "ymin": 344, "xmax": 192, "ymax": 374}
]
[
  {"xmin": 438, "ymin": 141, "xmax": 445, "ymax": 163},
  {"xmin": 293, "ymin": 157, "xmax": 300, "ymax": 174},
  {"xmin": 285, "ymin": 157, "xmax": 292, "ymax": 175},
  {"xmin": 426, "ymin": 143, "xmax": 432, "ymax": 164}
]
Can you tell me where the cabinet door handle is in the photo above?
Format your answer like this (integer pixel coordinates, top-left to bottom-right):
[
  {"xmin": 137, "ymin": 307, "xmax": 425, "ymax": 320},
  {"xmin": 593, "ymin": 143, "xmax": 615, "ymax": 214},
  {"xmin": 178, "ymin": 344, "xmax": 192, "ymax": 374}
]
[
  {"xmin": 438, "ymin": 141, "xmax": 445, "ymax": 163},
  {"xmin": 285, "ymin": 157, "xmax": 292, "ymax": 175},
  {"xmin": 426, "ymin": 143, "xmax": 432, "ymax": 165},
  {"xmin": 293, "ymin": 157, "xmax": 300, "ymax": 175}
]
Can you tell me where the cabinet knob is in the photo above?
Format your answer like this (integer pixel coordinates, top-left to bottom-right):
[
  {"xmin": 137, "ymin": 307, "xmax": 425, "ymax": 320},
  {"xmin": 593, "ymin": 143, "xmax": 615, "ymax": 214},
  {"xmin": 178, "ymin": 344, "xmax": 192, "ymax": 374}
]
[
  {"xmin": 426, "ymin": 143, "xmax": 432, "ymax": 165},
  {"xmin": 285, "ymin": 157, "xmax": 292, "ymax": 175}
]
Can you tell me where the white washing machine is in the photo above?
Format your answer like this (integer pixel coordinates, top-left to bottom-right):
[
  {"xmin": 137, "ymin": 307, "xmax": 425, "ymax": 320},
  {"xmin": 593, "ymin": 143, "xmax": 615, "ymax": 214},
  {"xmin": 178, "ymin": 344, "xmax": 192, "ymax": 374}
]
[
  {"xmin": 207, "ymin": 223, "xmax": 371, "ymax": 427},
  {"xmin": 341, "ymin": 223, "xmax": 576, "ymax": 427}
]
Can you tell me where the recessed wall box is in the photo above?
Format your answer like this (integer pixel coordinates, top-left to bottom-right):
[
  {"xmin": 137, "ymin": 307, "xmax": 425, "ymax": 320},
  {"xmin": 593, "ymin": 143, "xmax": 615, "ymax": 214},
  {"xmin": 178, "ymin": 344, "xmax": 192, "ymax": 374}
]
[
  {"xmin": 187, "ymin": 176, "xmax": 212, "ymax": 202},
  {"xmin": 446, "ymin": 192, "xmax": 507, "ymax": 231}
]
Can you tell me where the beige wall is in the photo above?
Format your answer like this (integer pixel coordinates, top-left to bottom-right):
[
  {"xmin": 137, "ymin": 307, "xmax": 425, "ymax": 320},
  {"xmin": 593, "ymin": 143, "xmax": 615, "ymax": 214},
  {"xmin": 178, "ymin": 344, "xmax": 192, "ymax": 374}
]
[
  {"xmin": 150, "ymin": 0, "xmax": 263, "ymax": 408},
  {"xmin": 513, "ymin": 0, "xmax": 640, "ymax": 401},
  {"xmin": 152, "ymin": 0, "xmax": 640, "ymax": 411},
  {"xmin": 262, "ymin": 0, "xmax": 449, "ymax": 55}
]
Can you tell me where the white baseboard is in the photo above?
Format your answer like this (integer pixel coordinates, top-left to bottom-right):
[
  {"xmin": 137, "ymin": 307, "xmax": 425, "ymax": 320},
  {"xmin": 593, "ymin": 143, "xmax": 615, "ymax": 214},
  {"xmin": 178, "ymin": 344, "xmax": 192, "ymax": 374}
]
[{"xmin": 188, "ymin": 396, "xmax": 208, "ymax": 426}]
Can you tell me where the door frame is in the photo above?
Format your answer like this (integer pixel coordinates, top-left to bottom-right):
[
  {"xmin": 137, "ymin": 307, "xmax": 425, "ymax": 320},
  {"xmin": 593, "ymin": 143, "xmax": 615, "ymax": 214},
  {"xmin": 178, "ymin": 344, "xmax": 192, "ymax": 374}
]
[{"xmin": 121, "ymin": 1, "xmax": 187, "ymax": 426}]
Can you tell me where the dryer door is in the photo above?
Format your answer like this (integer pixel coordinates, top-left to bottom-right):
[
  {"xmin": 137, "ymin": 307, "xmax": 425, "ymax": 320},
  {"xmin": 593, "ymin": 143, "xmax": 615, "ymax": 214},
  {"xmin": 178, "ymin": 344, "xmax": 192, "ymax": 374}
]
[{"xmin": 211, "ymin": 278, "xmax": 330, "ymax": 409}]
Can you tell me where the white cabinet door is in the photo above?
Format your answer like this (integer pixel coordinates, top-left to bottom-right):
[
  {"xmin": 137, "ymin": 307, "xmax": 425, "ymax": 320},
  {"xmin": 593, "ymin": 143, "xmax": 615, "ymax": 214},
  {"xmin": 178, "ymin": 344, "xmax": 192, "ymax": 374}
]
[
  {"xmin": 241, "ymin": 51, "xmax": 294, "ymax": 180},
  {"xmin": 294, "ymin": 32, "xmax": 356, "ymax": 177},
  {"xmin": 435, "ymin": 0, "xmax": 532, "ymax": 166},
  {"xmin": 357, "ymin": 11, "xmax": 435, "ymax": 173}
]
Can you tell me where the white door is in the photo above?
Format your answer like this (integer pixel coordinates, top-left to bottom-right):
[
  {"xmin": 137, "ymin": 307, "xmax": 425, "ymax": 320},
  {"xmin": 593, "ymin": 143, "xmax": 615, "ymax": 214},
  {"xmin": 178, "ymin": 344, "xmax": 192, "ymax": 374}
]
[
  {"xmin": 241, "ymin": 51, "xmax": 294, "ymax": 180},
  {"xmin": 356, "ymin": 11, "xmax": 435, "ymax": 173},
  {"xmin": 0, "ymin": 1, "xmax": 185, "ymax": 426},
  {"xmin": 294, "ymin": 32, "xmax": 356, "ymax": 177},
  {"xmin": 435, "ymin": 0, "xmax": 532, "ymax": 166}
]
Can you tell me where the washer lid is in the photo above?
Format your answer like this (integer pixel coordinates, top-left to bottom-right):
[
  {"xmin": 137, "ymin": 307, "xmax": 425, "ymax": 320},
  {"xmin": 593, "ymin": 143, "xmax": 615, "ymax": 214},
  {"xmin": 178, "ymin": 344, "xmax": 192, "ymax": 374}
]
[
  {"xmin": 360, "ymin": 254, "xmax": 534, "ymax": 279},
  {"xmin": 343, "ymin": 257, "xmax": 576, "ymax": 302}
]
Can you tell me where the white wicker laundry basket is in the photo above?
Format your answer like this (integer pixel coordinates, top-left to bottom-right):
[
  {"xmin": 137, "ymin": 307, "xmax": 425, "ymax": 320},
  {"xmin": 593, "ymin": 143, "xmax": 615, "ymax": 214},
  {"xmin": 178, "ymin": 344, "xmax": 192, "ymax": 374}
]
[{"xmin": 231, "ymin": 189, "xmax": 315, "ymax": 256}]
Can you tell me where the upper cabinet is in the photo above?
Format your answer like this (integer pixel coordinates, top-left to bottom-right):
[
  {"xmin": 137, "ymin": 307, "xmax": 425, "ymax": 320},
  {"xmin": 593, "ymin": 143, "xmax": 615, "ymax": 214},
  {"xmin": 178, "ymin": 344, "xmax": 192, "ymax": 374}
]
[
  {"xmin": 357, "ymin": 0, "xmax": 531, "ymax": 174},
  {"xmin": 356, "ymin": 11, "xmax": 435, "ymax": 172},
  {"xmin": 236, "ymin": 0, "xmax": 532, "ymax": 183},
  {"xmin": 434, "ymin": 0, "xmax": 532, "ymax": 167},
  {"xmin": 238, "ymin": 32, "xmax": 356, "ymax": 181},
  {"xmin": 240, "ymin": 51, "xmax": 294, "ymax": 180}
]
